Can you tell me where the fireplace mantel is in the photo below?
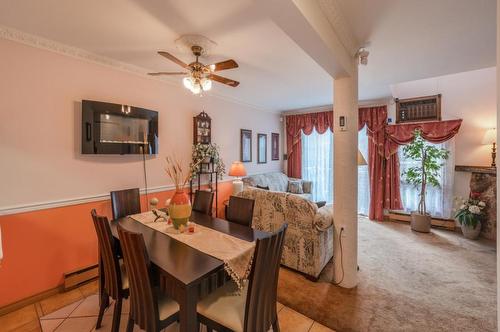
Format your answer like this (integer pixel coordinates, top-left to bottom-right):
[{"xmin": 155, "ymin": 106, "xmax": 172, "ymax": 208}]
[{"xmin": 455, "ymin": 165, "xmax": 496, "ymax": 175}]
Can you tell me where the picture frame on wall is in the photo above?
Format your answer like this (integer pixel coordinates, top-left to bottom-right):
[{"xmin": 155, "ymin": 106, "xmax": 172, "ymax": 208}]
[
  {"xmin": 257, "ymin": 133, "xmax": 267, "ymax": 164},
  {"xmin": 271, "ymin": 133, "xmax": 279, "ymax": 160},
  {"xmin": 240, "ymin": 129, "xmax": 252, "ymax": 162}
]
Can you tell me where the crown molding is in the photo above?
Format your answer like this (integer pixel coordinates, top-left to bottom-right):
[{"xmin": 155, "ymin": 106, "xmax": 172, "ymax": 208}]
[{"xmin": 0, "ymin": 25, "xmax": 276, "ymax": 114}]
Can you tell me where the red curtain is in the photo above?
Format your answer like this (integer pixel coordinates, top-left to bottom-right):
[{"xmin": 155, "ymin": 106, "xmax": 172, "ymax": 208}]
[
  {"xmin": 384, "ymin": 119, "xmax": 463, "ymax": 158},
  {"xmin": 358, "ymin": 106, "xmax": 402, "ymax": 220},
  {"xmin": 286, "ymin": 111, "xmax": 334, "ymax": 178}
]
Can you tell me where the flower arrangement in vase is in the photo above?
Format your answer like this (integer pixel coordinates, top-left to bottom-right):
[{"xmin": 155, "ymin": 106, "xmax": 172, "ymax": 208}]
[
  {"xmin": 165, "ymin": 156, "xmax": 196, "ymax": 230},
  {"xmin": 454, "ymin": 192, "xmax": 486, "ymax": 240}
]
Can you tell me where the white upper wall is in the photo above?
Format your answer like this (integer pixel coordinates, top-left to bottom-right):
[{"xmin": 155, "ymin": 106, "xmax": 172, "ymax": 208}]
[
  {"xmin": 0, "ymin": 38, "xmax": 283, "ymax": 210},
  {"xmin": 391, "ymin": 67, "xmax": 496, "ymax": 166}
]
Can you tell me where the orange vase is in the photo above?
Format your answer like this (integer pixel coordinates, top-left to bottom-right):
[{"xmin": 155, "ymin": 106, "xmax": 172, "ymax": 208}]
[{"xmin": 168, "ymin": 190, "xmax": 192, "ymax": 229}]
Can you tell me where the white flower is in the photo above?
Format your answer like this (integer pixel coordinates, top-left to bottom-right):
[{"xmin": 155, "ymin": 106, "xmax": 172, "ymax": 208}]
[
  {"xmin": 469, "ymin": 205, "xmax": 481, "ymax": 214},
  {"xmin": 478, "ymin": 201, "xmax": 486, "ymax": 207},
  {"xmin": 459, "ymin": 204, "xmax": 466, "ymax": 210}
]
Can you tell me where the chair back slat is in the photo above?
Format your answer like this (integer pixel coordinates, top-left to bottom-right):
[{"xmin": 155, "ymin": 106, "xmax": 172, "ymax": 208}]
[
  {"xmin": 226, "ymin": 196, "xmax": 255, "ymax": 227},
  {"xmin": 111, "ymin": 188, "xmax": 141, "ymax": 220},
  {"xmin": 244, "ymin": 224, "xmax": 287, "ymax": 332},
  {"xmin": 192, "ymin": 190, "xmax": 214, "ymax": 216},
  {"xmin": 91, "ymin": 210, "xmax": 122, "ymax": 299},
  {"xmin": 117, "ymin": 225, "xmax": 160, "ymax": 332}
]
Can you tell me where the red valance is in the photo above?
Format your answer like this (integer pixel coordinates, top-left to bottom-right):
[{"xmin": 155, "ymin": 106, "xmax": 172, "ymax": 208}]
[
  {"xmin": 384, "ymin": 119, "xmax": 462, "ymax": 158},
  {"xmin": 286, "ymin": 111, "xmax": 333, "ymax": 178}
]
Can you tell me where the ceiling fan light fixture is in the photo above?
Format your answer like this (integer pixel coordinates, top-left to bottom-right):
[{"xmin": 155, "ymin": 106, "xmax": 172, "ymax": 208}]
[
  {"xmin": 201, "ymin": 78, "xmax": 212, "ymax": 91},
  {"xmin": 183, "ymin": 76, "xmax": 194, "ymax": 89},
  {"xmin": 191, "ymin": 83, "xmax": 201, "ymax": 95}
]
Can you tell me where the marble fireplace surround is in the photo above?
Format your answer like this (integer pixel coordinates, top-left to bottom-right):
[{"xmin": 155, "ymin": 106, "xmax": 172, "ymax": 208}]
[{"xmin": 455, "ymin": 165, "xmax": 497, "ymax": 240}]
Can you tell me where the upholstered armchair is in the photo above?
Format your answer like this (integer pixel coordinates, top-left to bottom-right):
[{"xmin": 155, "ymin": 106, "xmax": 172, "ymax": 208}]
[{"xmin": 238, "ymin": 187, "xmax": 333, "ymax": 279}]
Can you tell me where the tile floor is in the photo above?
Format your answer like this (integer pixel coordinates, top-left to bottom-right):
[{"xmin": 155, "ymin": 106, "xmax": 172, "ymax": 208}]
[{"xmin": 0, "ymin": 280, "xmax": 334, "ymax": 332}]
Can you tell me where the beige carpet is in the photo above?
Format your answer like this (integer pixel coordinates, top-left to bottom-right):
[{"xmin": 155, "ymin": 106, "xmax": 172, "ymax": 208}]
[{"xmin": 277, "ymin": 217, "xmax": 497, "ymax": 332}]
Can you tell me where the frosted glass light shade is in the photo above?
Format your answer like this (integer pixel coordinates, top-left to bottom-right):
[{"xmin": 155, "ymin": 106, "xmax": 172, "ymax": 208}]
[
  {"xmin": 482, "ymin": 128, "xmax": 496, "ymax": 145},
  {"xmin": 229, "ymin": 161, "xmax": 247, "ymax": 177}
]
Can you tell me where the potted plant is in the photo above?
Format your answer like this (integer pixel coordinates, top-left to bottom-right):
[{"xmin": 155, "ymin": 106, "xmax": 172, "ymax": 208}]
[
  {"xmin": 189, "ymin": 143, "xmax": 226, "ymax": 179},
  {"xmin": 402, "ymin": 130, "xmax": 449, "ymax": 233},
  {"xmin": 455, "ymin": 192, "xmax": 486, "ymax": 240}
]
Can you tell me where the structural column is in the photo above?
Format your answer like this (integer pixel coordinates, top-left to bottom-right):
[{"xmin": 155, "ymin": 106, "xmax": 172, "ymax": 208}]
[{"xmin": 333, "ymin": 59, "xmax": 358, "ymax": 288}]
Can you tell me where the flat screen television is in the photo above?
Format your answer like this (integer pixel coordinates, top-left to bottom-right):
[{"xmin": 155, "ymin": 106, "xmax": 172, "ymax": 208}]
[{"xmin": 82, "ymin": 100, "xmax": 158, "ymax": 154}]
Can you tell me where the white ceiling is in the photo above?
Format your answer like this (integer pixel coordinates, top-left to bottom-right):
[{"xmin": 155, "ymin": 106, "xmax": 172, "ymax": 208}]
[
  {"xmin": 0, "ymin": 0, "xmax": 333, "ymax": 111},
  {"xmin": 0, "ymin": 0, "xmax": 496, "ymax": 111},
  {"xmin": 337, "ymin": 0, "xmax": 496, "ymax": 101}
]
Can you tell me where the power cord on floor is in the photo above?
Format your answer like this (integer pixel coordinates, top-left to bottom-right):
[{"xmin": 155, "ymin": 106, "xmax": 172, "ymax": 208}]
[{"xmin": 332, "ymin": 227, "xmax": 344, "ymax": 286}]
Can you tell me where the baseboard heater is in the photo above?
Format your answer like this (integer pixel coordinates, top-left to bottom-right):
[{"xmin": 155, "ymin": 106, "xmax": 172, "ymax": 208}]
[
  {"xmin": 387, "ymin": 211, "xmax": 456, "ymax": 231},
  {"xmin": 63, "ymin": 264, "xmax": 99, "ymax": 290}
]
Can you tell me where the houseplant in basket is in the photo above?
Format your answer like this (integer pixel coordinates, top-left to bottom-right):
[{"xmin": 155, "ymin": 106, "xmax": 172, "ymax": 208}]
[
  {"xmin": 165, "ymin": 156, "xmax": 197, "ymax": 230},
  {"xmin": 455, "ymin": 192, "xmax": 486, "ymax": 240},
  {"xmin": 402, "ymin": 130, "xmax": 449, "ymax": 233}
]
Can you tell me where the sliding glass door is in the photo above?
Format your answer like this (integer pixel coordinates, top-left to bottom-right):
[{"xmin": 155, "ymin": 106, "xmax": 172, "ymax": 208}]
[{"xmin": 301, "ymin": 129, "xmax": 333, "ymax": 202}]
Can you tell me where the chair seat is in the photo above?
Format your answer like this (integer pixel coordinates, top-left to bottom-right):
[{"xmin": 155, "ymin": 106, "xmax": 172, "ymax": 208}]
[
  {"xmin": 158, "ymin": 293, "xmax": 180, "ymax": 321},
  {"xmin": 197, "ymin": 282, "xmax": 247, "ymax": 332},
  {"xmin": 119, "ymin": 259, "xmax": 129, "ymax": 290}
]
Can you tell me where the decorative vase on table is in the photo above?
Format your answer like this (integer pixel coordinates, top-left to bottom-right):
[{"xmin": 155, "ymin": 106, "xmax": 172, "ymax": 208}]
[
  {"xmin": 168, "ymin": 190, "xmax": 192, "ymax": 230},
  {"xmin": 164, "ymin": 155, "xmax": 196, "ymax": 230}
]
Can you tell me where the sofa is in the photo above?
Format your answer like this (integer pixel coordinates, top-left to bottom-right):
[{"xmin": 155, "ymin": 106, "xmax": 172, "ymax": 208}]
[
  {"xmin": 238, "ymin": 187, "xmax": 333, "ymax": 279},
  {"xmin": 242, "ymin": 172, "xmax": 313, "ymax": 201}
]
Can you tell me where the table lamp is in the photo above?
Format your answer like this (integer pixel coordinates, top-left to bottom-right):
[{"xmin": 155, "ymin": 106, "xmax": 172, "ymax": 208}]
[
  {"xmin": 482, "ymin": 128, "xmax": 497, "ymax": 167},
  {"xmin": 358, "ymin": 150, "xmax": 367, "ymax": 166},
  {"xmin": 228, "ymin": 161, "xmax": 247, "ymax": 195}
]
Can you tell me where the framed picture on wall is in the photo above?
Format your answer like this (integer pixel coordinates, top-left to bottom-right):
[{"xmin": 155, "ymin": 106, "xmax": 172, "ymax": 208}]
[
  {"xmin": 257, "ymin": 133, "xmax": 267, "ymax": 164},
  {"xmin": 240, "ymin": 129, "xmax": 252, "ymax": 162},
  {"xmin": 271, "ymin": 133, "xmax": 279, "ymax": 160}
]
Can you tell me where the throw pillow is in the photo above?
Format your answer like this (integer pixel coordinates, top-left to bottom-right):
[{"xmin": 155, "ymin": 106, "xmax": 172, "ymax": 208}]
[
  {"xmin": 287, "ymin": 180, "xmax": 304, "ymax": 194},
  {"xmin": 256, "ymin": 185, "xmax": 270, "ymax": 190}
]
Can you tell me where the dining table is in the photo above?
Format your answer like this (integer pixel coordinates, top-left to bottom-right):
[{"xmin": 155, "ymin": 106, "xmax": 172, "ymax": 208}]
[{"xmin": 104, "ymin": 210, "xmax": 268, "ymax": 332}]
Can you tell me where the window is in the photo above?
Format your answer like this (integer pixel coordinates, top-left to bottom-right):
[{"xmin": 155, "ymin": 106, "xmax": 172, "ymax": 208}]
[
  {"xmin": 301, "ymin": 129, "xmax": 333, "ymax": 202},
  {"xmin": 358, "ymin": 126, "xmax": 370, "ymax": 215},
  {"xmin": 398, "ymin": 139, "xmax": 455, "ymax": 218}
]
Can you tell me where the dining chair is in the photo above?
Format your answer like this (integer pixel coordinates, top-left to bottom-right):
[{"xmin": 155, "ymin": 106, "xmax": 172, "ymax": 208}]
[
  {"xmin": 192, "ymin": 190, "xmax": 214, "ymax": 216},
  {"xmin": 91, "ymin": 210, "xmax": 129, "ymax": 332},
  {"xmin": 197, "ymin": 223, "xmax": 288, "ymax": 332},
  {"xmin": 226, "ymin": 196, "xmax": 255, "ymax": 227},
  {"xmin": 117, "ymin": 225, "xmax": 180, "ymax": 332},
  {"xmin": 110, "ymin": 188, "xmax": 141, "ymax": 220}
]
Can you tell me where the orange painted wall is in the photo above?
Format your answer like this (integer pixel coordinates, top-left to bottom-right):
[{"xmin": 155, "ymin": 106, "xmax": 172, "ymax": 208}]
[{"xmin": 0, "ymin": 182, "xmax": 232, "ymax": 308}]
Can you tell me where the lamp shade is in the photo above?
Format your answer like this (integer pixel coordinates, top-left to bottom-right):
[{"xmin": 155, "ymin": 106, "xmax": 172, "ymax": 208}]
[
  {"xmin": 482, "ymin": 128, "xmax": 497, "ymax": 145},
  {"xmin": 357, "ymin": 150, "xmax": 367, "ymax": 166},
  {"xmin": 229, "ymin": 161, "xmax": 247, "ymax": 177}
]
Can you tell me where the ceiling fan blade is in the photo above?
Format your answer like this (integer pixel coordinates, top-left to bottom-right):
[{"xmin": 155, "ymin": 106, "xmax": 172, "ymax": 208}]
[
  {"xmin": 148, "ymin": 72, "xmax": 187, "ymax": 76},
  {"xmin": 158, "ymin": 51, "xmax": 188, "ymax": 68},
  {"xmin": 208, "ymin": 74, "xmax": 240, "ymax": 87},
  {"xmin": 209, "ymin": 59, "xmax": 239, "ymax": 72}
]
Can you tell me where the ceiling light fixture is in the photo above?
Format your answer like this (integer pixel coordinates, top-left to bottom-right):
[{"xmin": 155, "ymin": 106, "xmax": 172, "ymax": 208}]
[{"xmin": 357, "ymin": 47, "xmax": 370, "ymax": 66}]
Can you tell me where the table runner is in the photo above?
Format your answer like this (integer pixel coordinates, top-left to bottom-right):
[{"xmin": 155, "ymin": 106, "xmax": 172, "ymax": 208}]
[{"xmin": 129, "ymin": 211, "xmax": 255, "ymax": 289}]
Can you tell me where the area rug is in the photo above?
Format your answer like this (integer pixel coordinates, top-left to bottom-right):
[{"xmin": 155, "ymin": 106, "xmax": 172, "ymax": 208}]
[{"xmin": 277, "ymin": 217, "xmax": 497, "ymax": 332}]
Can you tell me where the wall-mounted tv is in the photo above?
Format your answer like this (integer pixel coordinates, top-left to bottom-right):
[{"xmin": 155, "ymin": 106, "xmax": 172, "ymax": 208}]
[{"xmin": 82, "ymin": 100, "xmax": 158, "ymax": 155}]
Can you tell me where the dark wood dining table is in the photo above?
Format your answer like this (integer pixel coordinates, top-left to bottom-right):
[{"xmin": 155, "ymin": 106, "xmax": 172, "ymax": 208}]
[{"xmin": 106, "ymin": 210, "xmax": 268, "ymax": 332}]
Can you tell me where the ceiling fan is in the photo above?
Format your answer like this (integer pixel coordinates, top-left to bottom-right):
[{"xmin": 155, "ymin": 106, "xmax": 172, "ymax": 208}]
[{"xmin": 148, "ymin": 45, "xmax": 239, "ymax": 94}]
